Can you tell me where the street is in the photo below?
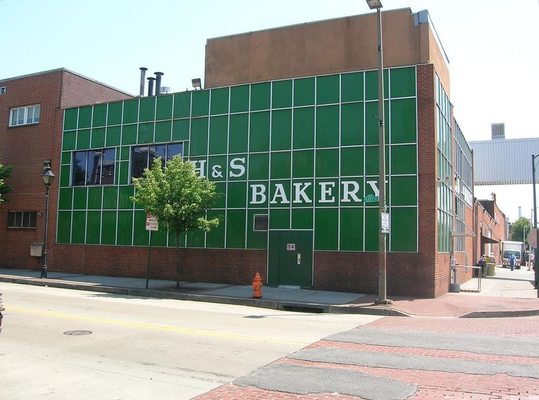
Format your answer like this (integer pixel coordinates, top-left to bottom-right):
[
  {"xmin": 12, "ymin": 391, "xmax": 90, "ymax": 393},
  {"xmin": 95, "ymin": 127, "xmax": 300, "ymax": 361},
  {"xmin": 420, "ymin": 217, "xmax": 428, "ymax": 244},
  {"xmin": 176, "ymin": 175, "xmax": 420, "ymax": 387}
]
[{"xmin": 0, "ymin": 282, "xmax": 379, "ymax": 400}]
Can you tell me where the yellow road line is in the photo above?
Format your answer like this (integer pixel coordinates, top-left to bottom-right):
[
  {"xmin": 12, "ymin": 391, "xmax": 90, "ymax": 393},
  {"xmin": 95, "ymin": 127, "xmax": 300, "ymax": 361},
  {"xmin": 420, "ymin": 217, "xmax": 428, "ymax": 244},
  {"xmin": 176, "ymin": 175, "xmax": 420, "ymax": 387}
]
[{"xmin": 7, "ymin": 304, "xmax": 306, "ymax": 345}]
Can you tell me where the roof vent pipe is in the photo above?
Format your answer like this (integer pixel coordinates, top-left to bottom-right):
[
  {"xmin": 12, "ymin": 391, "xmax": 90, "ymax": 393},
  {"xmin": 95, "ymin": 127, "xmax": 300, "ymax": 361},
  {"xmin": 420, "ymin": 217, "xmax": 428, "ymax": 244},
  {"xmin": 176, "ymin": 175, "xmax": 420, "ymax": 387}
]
[
  {"xmin": 139, "ymin": 67, "xmax": 148, "ymax": 97},
  {"xmin": 147, "ymin": 77, "xmax": 155, "ymax": 96},
  {"xmin": 154, "ymin": 72, "xmax": 164, "ymax": 95}
]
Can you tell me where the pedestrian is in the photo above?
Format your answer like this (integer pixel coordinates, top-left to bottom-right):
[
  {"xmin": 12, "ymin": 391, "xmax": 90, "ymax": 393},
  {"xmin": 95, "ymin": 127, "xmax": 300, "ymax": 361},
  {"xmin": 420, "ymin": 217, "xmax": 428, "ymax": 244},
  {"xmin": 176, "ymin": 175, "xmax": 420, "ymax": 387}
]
[
  {"xmin": 509, "ymin": 253, "xmax": 516, "ymax": 271},
  {"xmin": 478, "ymin": 255, "xmax": 486, "ymax": 276}
]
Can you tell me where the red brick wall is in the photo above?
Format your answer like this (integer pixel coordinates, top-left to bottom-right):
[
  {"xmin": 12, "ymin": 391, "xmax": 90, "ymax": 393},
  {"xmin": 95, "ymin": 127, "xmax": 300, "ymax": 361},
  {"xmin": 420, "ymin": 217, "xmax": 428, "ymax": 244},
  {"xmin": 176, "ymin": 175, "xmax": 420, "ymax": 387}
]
[
  {"xmin": 0, "ymin": 69, "xmax": 131, "ymax": 271},
  {"xmin": 52, "ymin": 244, "xmax": 266, "ymax": 285},
  {"xmin": 314, "ymin": 252, "xmax": 438, "ymax": 297},
  {"xmin": 475, "ymin": 199, "xmax": 506, "ymax": 265},
  {"xmin": 416, "ymin": 64, "xmax": 441, "ymax": 297},
  {"xmin": 2, "ymin": 65, "xmax": 453, "ymax": 298},
  {"xmin": 60, "ymin": 71, "xmax": 131, "ymax": 109},
  {"xmin": 0, "ymin": 71, "xmax": 63, "ymax": 269}
]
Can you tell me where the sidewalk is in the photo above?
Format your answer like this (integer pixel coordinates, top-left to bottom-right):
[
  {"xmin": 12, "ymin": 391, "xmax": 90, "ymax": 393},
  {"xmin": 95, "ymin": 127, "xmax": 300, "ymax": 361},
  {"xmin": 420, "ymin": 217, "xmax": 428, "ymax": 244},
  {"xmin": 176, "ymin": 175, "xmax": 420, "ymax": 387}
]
[{"xmin": 0, "ymin": 266, "xmax": 537, "ymax": 318}]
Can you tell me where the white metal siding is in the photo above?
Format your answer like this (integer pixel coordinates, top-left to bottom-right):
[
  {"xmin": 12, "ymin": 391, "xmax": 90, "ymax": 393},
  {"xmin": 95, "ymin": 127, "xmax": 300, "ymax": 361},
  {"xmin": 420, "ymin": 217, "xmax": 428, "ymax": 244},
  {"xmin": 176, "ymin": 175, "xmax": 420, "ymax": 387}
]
[{"xmin": 470, "ymin": 138, "xmax": 539, "ymax": 185}]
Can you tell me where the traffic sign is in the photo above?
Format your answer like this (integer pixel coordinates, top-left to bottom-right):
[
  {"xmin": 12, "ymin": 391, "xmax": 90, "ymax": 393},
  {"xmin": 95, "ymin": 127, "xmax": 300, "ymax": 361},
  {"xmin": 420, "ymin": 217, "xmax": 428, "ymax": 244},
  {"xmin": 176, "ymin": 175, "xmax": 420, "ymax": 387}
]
[
  {"xmin": 381, "ymin": 212, "xmax": 390, "ymax": 233},
  {"xmin": 145, "ymin": 213, "xmax": 159, "ymax": 231}
]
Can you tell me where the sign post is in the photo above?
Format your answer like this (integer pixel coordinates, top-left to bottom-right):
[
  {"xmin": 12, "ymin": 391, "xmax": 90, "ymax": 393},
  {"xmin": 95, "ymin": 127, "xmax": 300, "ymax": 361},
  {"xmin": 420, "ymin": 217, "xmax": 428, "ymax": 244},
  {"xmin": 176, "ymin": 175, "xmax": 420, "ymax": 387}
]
[{"xmin": 145, "ymin": 213, "xmax": 159, "ymax": 289}]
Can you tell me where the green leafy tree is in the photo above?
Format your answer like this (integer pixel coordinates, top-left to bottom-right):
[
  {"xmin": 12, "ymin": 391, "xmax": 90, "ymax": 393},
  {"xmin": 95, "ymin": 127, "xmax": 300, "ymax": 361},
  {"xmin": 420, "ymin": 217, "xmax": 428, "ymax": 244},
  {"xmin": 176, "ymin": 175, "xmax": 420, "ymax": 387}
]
[
  {"xmin": 131, "ymin": 155, "xmax": 219, "ymax": 288},
  {"xmin": 0, "ymin": 163, "xmax": 14, "ymax": 203},
  {"xmin": 510, "ymin": 217, "xmax": 532, "ymax": 244}
]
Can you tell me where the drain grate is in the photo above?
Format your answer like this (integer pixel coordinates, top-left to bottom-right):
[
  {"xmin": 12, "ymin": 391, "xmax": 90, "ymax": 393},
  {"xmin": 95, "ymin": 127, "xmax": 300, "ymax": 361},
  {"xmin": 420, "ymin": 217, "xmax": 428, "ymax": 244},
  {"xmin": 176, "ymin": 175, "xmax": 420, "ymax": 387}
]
[{"xmin": 63, "ymin": 330, "xmax": 92, "ymax": 336}]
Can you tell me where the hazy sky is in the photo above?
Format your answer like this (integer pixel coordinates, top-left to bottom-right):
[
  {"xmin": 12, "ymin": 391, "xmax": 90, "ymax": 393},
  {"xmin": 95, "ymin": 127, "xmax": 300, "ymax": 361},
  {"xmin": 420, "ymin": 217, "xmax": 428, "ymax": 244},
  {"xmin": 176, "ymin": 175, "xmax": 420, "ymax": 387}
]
[{"xmin": 1, "ymin": 0, "xmax": 538, "ymax": 222}]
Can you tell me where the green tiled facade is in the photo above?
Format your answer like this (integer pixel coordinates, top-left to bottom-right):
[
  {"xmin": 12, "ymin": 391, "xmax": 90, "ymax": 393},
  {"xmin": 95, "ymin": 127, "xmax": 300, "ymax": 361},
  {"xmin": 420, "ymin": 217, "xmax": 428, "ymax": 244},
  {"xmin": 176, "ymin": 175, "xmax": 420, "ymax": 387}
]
[{"xmin": 58, "ymin": 66, "xmax": 419, "ymax": 252}]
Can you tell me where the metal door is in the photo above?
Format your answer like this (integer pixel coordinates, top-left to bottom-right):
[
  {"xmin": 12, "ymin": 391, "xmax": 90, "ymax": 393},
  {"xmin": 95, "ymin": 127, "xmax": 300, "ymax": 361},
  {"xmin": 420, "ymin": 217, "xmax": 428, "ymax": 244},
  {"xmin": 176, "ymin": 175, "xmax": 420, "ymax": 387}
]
[{"xmin": 268, "ymin": 230, "xmax": 313, "ymax": 288}]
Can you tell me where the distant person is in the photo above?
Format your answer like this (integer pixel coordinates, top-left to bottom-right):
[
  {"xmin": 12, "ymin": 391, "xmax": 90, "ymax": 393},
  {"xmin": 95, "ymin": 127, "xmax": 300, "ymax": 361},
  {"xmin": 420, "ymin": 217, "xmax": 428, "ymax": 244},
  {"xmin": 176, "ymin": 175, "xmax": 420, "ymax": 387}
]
[
  {"xmin": 478, "ymin": 255, "xmax": 486, "ymax": 276},
  {"xmin": 509, "ymin": 254, "xmax": 516, "ymax": 271}
]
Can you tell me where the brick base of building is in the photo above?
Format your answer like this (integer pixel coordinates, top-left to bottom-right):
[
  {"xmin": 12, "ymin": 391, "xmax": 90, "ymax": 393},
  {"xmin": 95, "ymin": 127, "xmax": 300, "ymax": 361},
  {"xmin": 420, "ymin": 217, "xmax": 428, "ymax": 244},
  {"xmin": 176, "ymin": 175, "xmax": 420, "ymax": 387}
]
[{"xmin": 45, "ymin": 245, "xmax": 447, "ymax": 298}]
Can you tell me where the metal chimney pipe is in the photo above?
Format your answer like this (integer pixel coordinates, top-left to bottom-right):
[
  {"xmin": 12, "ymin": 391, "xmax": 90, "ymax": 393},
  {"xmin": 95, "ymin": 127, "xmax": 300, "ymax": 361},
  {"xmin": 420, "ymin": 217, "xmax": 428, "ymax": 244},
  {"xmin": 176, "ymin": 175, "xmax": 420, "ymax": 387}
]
[
  {"xmin": 147, "ymin": 77, "xmax": 155, "ymax": 96},
  {"xmin": 139, "ymin": 67, "xmax": 148, "ymax": 97},
  {"xmin": 154, "ymin": 72, "xmax": 164, "ymax": 95}
]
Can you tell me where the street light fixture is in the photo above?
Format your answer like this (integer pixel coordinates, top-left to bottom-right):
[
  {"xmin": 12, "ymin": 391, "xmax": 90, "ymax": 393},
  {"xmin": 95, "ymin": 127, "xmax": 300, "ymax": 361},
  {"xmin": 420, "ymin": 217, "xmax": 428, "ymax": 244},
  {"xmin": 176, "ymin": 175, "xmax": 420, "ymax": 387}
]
[
  {"xmin": 40, "ymin": 160, "xmax": 55, "ymax": 278},
  {"xmin": 192, "ymin": 78, "xmax": 202, "ymax": 90},
  {"xmin": 366, "ymin": 0, "xmax": 391, "ymax": 304}
]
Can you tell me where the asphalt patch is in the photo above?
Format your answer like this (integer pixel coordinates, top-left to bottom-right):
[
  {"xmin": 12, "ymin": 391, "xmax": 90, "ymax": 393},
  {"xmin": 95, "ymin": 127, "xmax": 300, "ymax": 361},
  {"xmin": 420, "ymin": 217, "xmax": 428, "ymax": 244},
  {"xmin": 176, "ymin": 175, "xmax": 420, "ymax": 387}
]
[
  {"xmin": 327, "ymin": 327, "xmax": 539, "ymax": 357},
  {"xmin": 234, "ymin": 363, "xmax": 417, "ymax": 400},
  {"xmin": 291, "ymin": 347, "xmax": 539, "ymax": 379}
]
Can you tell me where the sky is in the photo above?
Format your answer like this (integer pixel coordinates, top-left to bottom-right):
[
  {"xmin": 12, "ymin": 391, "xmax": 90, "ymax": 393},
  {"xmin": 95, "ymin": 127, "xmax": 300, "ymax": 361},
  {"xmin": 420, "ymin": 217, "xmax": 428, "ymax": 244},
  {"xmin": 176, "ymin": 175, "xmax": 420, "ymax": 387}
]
[{"xmin": 1, "ymin": 0, "xmax": 538, "ymax": 222}]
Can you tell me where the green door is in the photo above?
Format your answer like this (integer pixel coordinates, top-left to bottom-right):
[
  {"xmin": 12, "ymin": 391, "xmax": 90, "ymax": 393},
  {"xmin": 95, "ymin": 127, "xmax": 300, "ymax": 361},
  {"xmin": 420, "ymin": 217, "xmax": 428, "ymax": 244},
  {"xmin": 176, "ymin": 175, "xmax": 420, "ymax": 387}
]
[{"xmin": 268, "ymin": 230, "xmax": 313, "ymax": 288}]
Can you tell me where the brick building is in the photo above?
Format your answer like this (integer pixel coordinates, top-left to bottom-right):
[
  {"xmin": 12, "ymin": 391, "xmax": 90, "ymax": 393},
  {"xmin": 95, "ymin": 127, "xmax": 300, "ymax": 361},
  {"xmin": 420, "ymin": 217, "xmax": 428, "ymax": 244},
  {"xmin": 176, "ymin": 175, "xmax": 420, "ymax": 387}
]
[
  {"xmin": 475, "ymin": 195, "xmax": 507, "ymax": 264},
  {"xmin": 44, "ymin": 8, "xmax": 475, "ymax": 298},
  {"xmin": 2, "ymin": 8, "xmax": 480, "ymax": 298},
  {"xmin": 0, "ymin": 69, "xmax": 132, "ymax": 270}
]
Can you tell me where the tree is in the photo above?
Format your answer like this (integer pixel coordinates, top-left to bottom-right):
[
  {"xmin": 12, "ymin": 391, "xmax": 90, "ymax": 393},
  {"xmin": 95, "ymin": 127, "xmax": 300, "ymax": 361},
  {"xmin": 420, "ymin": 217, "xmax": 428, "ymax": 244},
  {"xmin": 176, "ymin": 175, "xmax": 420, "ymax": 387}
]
[
  {"xmin": 510, "ymin": 217, "xmax": 532, "ymax": 244},
  {"xmin": 131, "ymin": 156, "xmax": 219, "ymax": 288},
  {"xmin": 0, "ymin": 163, "xmax": 13, "ymax": 203}
]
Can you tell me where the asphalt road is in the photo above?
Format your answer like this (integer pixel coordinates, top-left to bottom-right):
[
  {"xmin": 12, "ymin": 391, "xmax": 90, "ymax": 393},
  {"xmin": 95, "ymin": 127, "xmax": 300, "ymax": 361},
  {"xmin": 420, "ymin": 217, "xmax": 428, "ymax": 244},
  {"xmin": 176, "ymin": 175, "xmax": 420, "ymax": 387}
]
[{"xmin": 0, "ymin": 282, "xmax": 380, "ymax": 400}]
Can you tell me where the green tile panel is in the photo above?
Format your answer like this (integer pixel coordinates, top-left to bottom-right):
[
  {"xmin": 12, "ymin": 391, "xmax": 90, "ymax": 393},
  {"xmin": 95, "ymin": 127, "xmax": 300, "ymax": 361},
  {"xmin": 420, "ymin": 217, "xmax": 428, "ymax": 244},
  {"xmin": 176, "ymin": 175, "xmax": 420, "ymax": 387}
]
[{"xmin": 58, "ymin": 66, "xmax": 419, "ymax": 252}]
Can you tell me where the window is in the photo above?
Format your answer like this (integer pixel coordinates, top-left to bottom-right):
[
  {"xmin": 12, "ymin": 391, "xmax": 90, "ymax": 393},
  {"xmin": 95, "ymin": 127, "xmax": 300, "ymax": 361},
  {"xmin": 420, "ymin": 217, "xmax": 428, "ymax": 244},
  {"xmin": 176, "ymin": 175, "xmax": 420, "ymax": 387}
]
[
  {"xmin": 253, "ymin": 214, "xmax": 268, "ymax": 231},
  {"xmin": 72, "ymin": 148, "xmax": 116, "ymax": 186},
  {"xmin": 9, "ymin": 104, "xmax": 40, "ymax": 127},
  {"xmin": 0, "ymin": 86, "xmax": 6, "ymax": 94},
  {"xmin": 131, "ymin": 142, "xmax": 183, "ymax": 179},
  {"xmin": 8, "ymin": 211, "xmax": 37, "ymax": 228}
]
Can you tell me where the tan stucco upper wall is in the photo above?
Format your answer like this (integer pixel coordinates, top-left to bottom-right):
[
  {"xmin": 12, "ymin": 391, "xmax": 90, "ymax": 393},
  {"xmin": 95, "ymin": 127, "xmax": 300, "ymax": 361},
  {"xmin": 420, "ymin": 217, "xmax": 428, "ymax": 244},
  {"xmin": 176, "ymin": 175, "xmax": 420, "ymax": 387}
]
[
  {"xmin": 205, "ymin": 8, "xmax": 448, "ymax": 89},
  {"xmin": 426, "ymin": 25, "xmax": 450, "ymax": 96}
]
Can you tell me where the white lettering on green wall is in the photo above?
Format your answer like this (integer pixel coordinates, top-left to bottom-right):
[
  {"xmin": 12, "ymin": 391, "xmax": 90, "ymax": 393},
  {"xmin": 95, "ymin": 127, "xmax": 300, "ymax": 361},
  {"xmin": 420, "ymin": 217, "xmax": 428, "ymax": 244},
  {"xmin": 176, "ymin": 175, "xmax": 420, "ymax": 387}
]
[
  {"xmin": 191, "ymin": 160, "xmax": 207, "ymax": 177},
  {"xmin": 270, "ymin": 184, "xmax": 290, "ymax": 204},
  {"xmin": 341, "ymin": 181, "xmax": 361, "ymax": 202},
  {"xmin": 366, "ymin": 180, "xmax": 379, "ymax": 197},
  {"xmin": 293, "ymin": 182, "xmax": 312, "ymax": 204},
  {"xmin": 249, "ymin": 181, "xmax": 366, "ymax": 206},
  {"xmin": 251, "ymin": 184, "xmax": 266, "ymax": 204},
  {"xmin": 229, "ymin": 157, "xmax": 246, "ymax": 178},
  {"xmin": 319, "ymin": 182, "xmax": 335, "ymax": 203}
]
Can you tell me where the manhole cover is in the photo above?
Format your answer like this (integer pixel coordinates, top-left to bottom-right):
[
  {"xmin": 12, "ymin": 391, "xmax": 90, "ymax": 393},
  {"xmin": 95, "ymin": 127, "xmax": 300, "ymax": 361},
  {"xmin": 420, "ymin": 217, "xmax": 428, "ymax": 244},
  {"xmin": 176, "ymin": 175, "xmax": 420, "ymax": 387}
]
[{"xmin": 63, "ymin": 330, "xmax": 92, "ymax": 336}]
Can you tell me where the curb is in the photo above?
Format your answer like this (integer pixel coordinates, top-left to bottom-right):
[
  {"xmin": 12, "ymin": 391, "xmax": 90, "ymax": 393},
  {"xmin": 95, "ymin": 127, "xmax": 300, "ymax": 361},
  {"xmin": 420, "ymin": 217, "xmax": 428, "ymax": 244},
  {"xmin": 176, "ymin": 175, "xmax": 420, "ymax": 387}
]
[
  {"xmin": 2, "ymin": 275, "xmax": 537, "ymax": 318},
  {"xmin": 1, "ymin": 275, "xmax": 408, "ymax": 316},
  {"xmin": 459, "ymin": 309, "xmax": 539, "ymax": 318}
]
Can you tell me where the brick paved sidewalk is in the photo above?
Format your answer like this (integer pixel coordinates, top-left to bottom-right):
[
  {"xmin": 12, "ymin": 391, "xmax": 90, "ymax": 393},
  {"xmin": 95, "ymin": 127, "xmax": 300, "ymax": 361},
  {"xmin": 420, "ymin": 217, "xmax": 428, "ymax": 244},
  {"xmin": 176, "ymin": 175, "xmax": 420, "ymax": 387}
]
[{"xmin": 195, "ymin": 316, "xmax": 539, "ymax": 400}]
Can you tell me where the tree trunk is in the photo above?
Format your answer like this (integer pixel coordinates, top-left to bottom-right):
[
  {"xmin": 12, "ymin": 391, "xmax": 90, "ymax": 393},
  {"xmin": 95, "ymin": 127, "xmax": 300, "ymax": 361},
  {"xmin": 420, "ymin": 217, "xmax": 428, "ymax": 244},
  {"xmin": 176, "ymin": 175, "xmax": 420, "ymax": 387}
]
[{"xmin": 175, "ymin": 231, "xmax": 180, "ymax": 289}]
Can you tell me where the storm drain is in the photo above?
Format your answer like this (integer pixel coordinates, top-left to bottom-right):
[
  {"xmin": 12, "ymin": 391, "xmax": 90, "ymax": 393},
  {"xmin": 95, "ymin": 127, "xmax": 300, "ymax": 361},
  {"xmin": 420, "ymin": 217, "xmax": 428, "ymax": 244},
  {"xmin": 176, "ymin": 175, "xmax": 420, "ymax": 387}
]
[
  {"xmin": 279, "ymin": 303, "xmax": 325, "ymax": 313},
  {"xmin": 63, "ymin": 330, "xmax": 92, "ymax": 336}
]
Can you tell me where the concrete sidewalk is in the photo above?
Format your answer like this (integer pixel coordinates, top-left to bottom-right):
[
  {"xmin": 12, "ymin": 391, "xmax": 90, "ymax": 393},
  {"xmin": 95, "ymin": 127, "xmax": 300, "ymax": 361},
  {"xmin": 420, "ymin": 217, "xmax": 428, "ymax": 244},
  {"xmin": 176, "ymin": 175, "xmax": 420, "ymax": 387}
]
[{"xmin": 0, "ymin": 266, "xmax": 537, "ymax": 318}]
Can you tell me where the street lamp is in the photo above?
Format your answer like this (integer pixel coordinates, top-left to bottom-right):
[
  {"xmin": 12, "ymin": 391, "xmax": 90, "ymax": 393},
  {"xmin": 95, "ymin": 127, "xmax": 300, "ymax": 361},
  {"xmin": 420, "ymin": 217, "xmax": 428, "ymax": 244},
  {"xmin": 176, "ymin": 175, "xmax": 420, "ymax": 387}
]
[
  {"xmin": 40, "ymin": 161, "xmax": 55, "ymax": 278},
  {"xmin": 532, "ymin": 154, "xmax": 539, "ymax": 290},
  {"xmin": 366, "ymin": 0, "xmax": 391, "ymax": 304}
]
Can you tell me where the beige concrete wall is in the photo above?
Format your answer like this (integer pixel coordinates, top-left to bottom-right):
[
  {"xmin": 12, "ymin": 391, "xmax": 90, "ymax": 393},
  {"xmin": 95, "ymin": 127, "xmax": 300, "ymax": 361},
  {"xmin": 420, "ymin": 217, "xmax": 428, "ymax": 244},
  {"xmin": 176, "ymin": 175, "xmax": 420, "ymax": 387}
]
[{"xmin": 205, "ymin": 8, "xmax": 448, "ymax": 89}]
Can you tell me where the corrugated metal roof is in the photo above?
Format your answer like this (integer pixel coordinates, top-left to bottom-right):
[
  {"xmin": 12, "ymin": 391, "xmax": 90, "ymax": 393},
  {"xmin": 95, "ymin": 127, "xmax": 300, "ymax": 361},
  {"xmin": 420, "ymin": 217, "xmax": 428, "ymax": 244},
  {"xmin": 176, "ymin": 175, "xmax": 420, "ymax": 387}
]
[{"xmin": 469, "ymin": 138, "xmax": 539, "ymax": 185}]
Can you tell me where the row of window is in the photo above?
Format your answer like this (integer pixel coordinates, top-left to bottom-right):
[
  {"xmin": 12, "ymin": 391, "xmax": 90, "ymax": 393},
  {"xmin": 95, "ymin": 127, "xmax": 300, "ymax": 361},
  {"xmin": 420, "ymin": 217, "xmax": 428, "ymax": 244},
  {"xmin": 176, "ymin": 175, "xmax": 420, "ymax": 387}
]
[
  {"xmin": 7, "ymin": 210, "xmax": 258, "ymax": 231},
  {"xmin": 9, "ymin": 104, "xmax": 40, "ymax": 127},
  {"xmin": 7, "ymin": 211, "xmax": 37, "ymax": 228},
  {"xmin": 72, "ymin": 143, "xmax": 184, "ymax": 186}
]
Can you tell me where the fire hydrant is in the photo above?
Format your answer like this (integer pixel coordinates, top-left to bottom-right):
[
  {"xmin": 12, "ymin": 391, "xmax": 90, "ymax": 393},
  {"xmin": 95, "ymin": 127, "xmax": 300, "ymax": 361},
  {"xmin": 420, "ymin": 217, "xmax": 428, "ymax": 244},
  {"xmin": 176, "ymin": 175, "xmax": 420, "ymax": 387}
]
[{"xmin": 252, "ymin": 272, "xmax": 263, "ymax": 298}]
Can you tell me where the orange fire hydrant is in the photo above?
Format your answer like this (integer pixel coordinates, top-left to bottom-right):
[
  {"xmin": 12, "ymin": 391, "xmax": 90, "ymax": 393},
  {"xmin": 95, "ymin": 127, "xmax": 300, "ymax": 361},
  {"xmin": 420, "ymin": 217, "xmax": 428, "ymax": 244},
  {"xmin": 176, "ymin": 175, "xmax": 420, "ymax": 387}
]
[{"xmin": 252, "ymin": 272, "xmax": 263, "ymax": 298}]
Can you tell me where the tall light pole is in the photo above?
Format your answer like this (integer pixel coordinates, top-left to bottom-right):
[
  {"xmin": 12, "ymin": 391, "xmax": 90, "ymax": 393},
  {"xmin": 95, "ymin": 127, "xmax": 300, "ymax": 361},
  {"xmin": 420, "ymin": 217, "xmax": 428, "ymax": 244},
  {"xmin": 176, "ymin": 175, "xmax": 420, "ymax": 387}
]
[
  {"xmin": 532, "ymin": 154, "xmax": 538, "ymax": 290},
  {"xmin": 366, "ymin": 0, "xmax": 391, "ymax": 304},
  {"xmin": 40, "ymin": 161, "xmax": 55, "ymax": 278}
]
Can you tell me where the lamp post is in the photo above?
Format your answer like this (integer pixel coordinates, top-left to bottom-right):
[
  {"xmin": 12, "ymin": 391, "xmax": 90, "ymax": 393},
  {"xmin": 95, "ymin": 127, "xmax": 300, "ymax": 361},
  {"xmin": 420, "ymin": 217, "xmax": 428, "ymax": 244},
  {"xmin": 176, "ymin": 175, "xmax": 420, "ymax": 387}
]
[
  {"xmin": 40, "ymin": 161, "xmax": 55, "ymax": 278},
  {"xmin": 532, "ymin": 154, "xmax": 538, "ymax": 290},
  {"xmin": 366, "ymin": 0, "xmax": 391, "ymax": 304}
]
